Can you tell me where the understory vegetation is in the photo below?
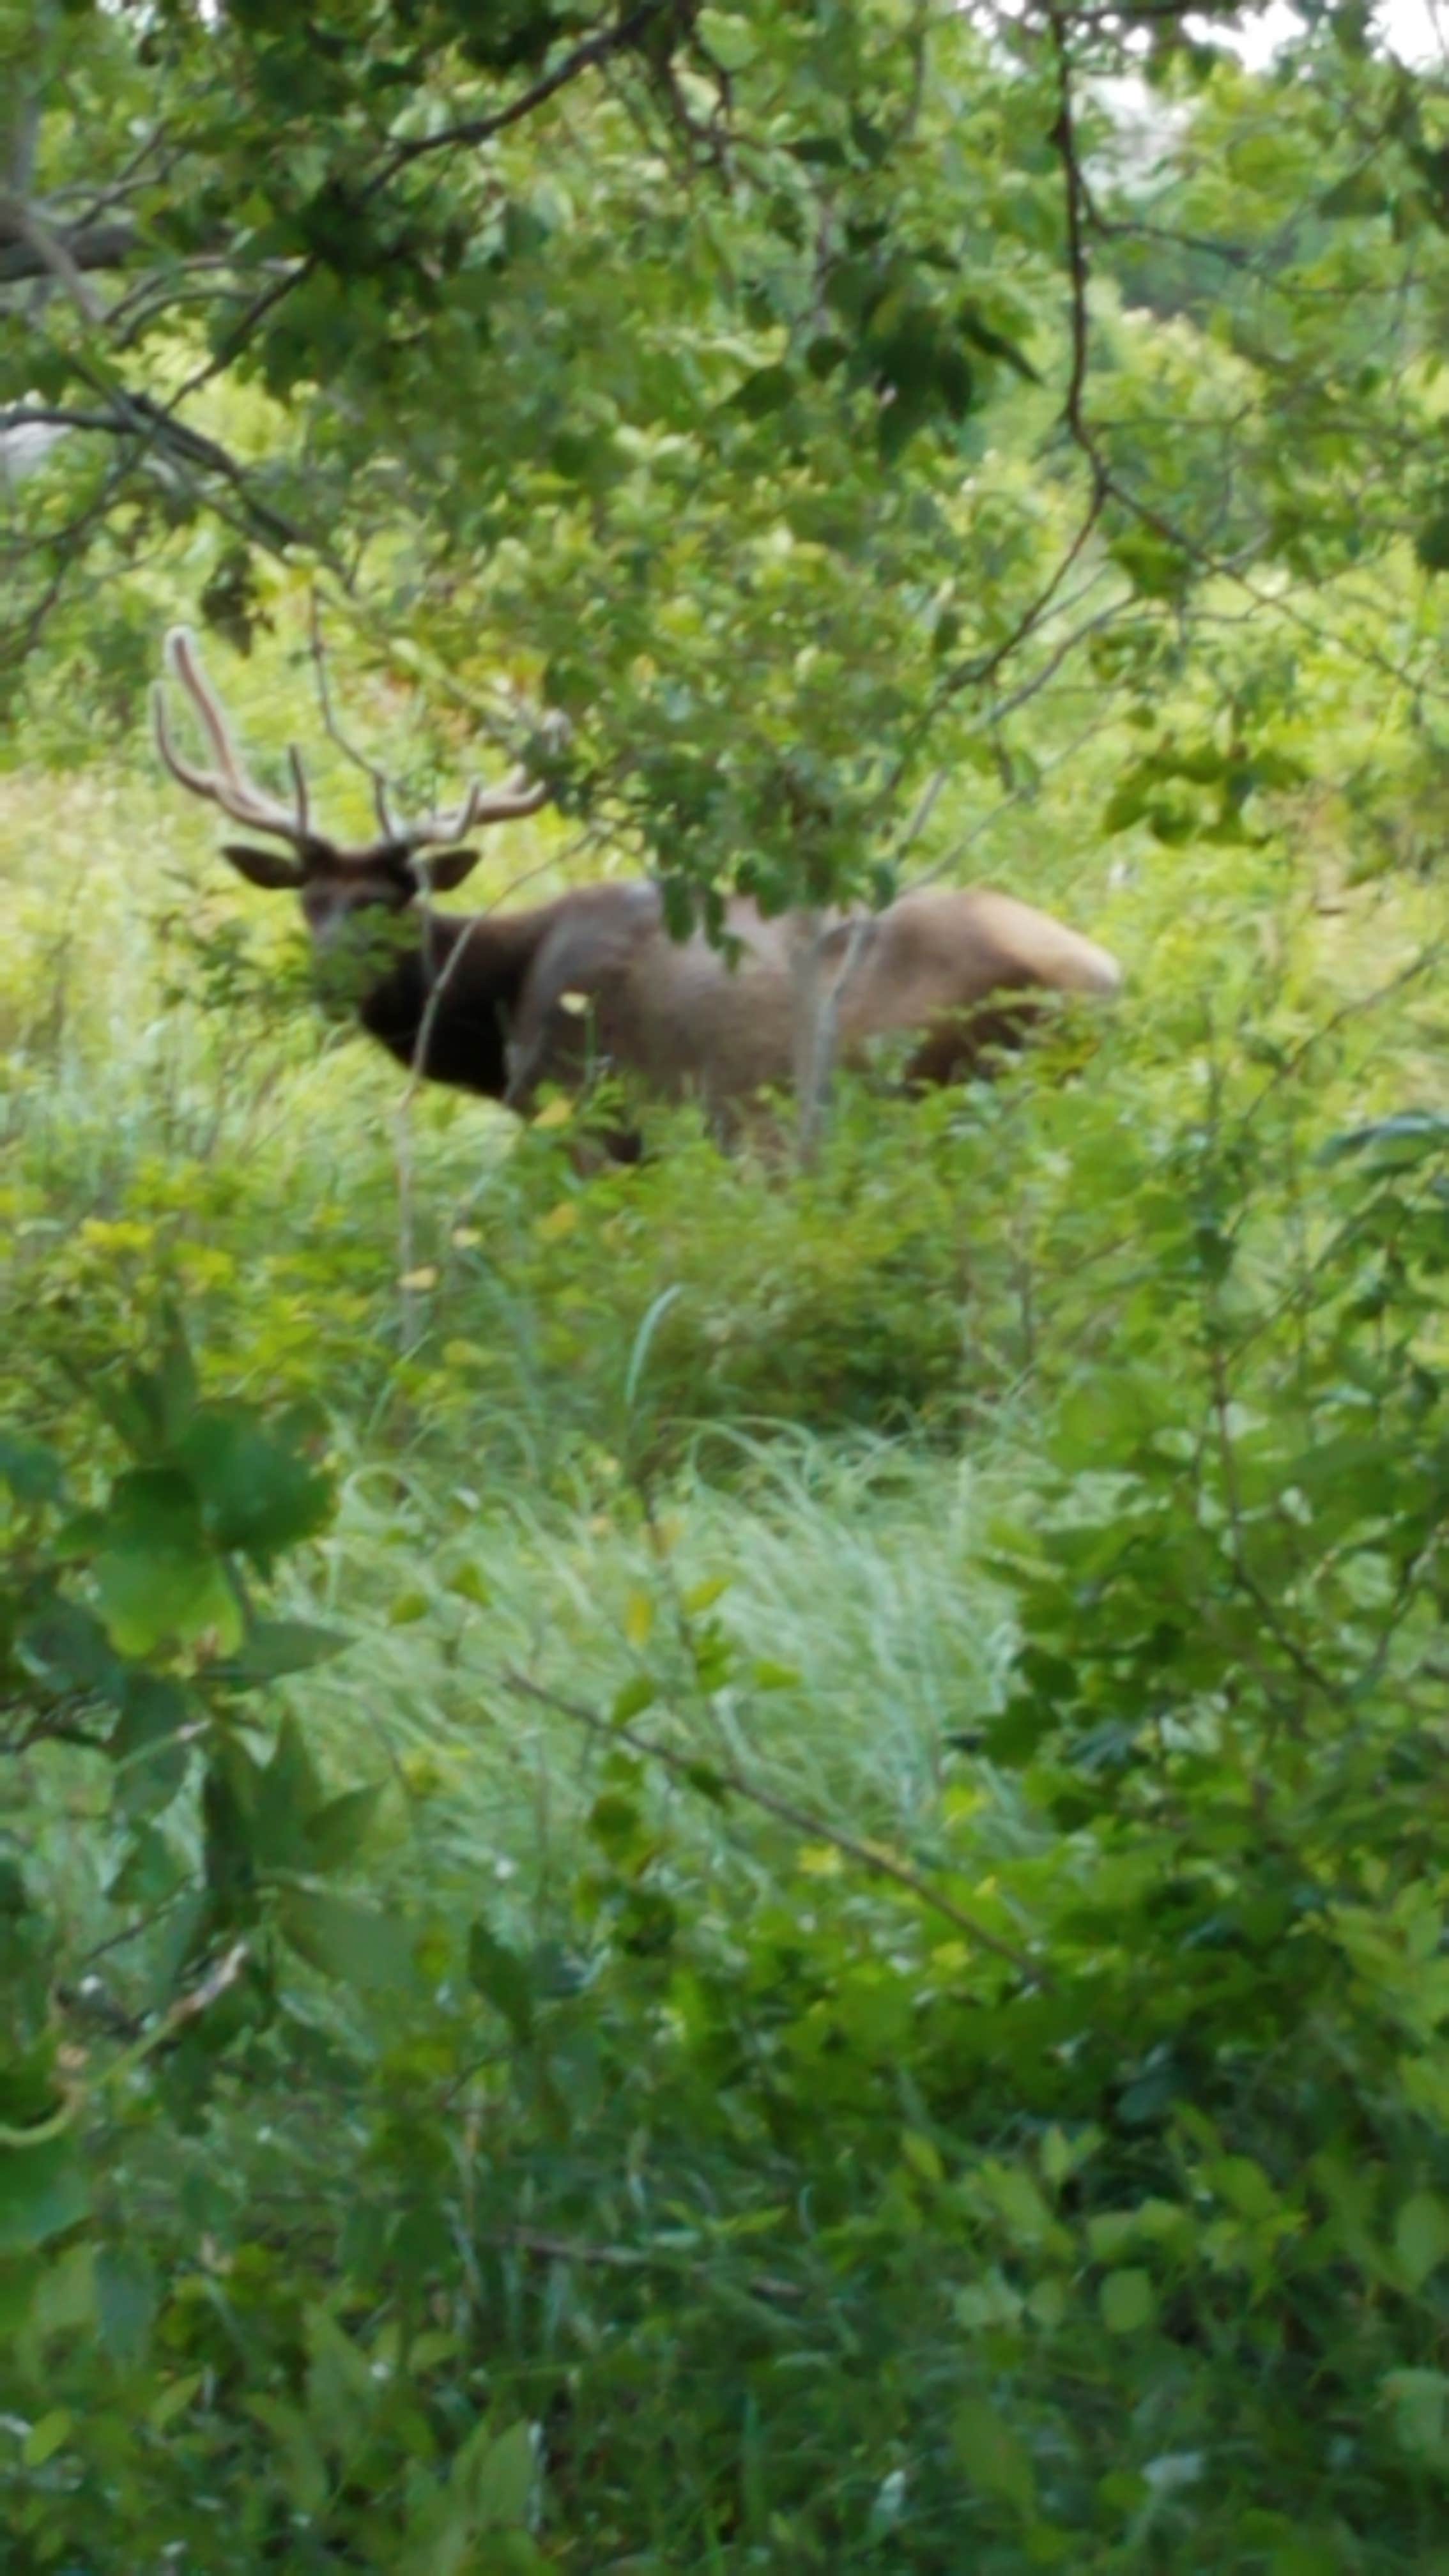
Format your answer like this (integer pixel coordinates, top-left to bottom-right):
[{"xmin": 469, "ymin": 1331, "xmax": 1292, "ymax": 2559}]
[
  {"xmin": 4, "ymin": 707, "xmax": 1448, "ymax": 2571},
  {"xmin": 5, "ymin": 0, "xmax": 1449, "ymax": 2566}
]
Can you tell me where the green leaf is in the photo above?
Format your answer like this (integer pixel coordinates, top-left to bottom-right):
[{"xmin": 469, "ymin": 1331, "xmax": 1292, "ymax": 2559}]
[
  {"xmin": 304, "ymin": 2304, "xmax": 376, "ymax": 2453},
  {"xmin": 96, "ymin": 2242, "xmax": 159, "ymax": 2365},
  {"xmin": 153, "ymin": 1308, "xmax": 200, "ymax": 1443},
  {"xmin": 277, "ymin": 1887, "xmax": 416, "ymax": 1992},
  {"xmin": 611, "ymin": 1673, "xmax": 657, "ymax": 1724},
  {"xmin": 955, "ymin": 304, "xmax": 1040, "ymax": 382},
  {"xmin": 468, "ymin": 1920, "xmax": 535, "ymax": 2039},
  {"xmin": 0, "ymin": 2256, "xmax": 42, "ymax": 2339},
  {"xmin": 1318, "ymin": 170, "xmax": 1390, "ymax": 218},
  {"xmin": 1381, "ymin": 2369, "xmax": 1449, "ymax": 2471},
  {"xmin": 224, "ymin": 1618, "xmax": 348, "ymax": 1683},
  {"xmin": 1319, "ymin": 1110, "xmax": 1449, "ymax": 1165},
  {"xmin": 304, "ymin": 1781, "xmax": 387, "ymax": 1873},
  {"xmin": 954, "ymin": 2398, "xmax": 1036, "ymax": 2514},
  {"xmin": 464, "ymin": 2417, "xmax": 537, "ymax": 2527},
  {"xmin": 113, "ymin": 1673, "xmax": 192, "ymax": 1761},
  {"xmin": 1413, "ymin": 507, "xmax": 1449, "ymax": 573},
  {"xmin": 176, "ymin": 1405, "xmax": 332, "ymax": 1565},
  {"xmin": 0, "ymin": 1434, "xmax": 63, "ymax": 1505},
  {"xmin": 22, "ymin": 2409, "xmax": 73, "ymax": 2469},
  {"xmin": 107, "ymin": 1820, "xmax": 188, "ymax": 1906},
  {"xmin": 696, "ymin": 9, "xmax": 758, "ymax": 70},
  {"xmin": 17, "ymin": 1595, "xmax": 119, "ymax": 1694},
  {"xmin": 1108, "ymin": 528, "xmax": 1193, "ymax": 604},
  {"xmin": 0, "ymin": 2136, "xmax": 90, "ymax": 2253},
  {"xmin": 1100, "ymin": 2267, "xmax": 1156, "ymax": 2333},
  {"xmin": 804, "ymin": 332, "xmax": 848, "ymax": 379},
  {"xmin": 936, "ymin": 343, "xmax": 974, "ymax": 420},
  {"xmin": 1395, "ymin": 2191, "xmax": 1449, "ymax": 2292},
  {"xmin": 93, "ymin": 1469, "xmax": 240, "ymax": 1656},
  {"xmin": 729, "ymin": 364, "xmax": 795, "ymax": 418},
  {"xmin": 682, "ymin": 1575, "xmax": 730, "ymax": 1613},
  {"xmin": 247, "ymin": 2392, "xmax": 330, "ymax": 2513}
]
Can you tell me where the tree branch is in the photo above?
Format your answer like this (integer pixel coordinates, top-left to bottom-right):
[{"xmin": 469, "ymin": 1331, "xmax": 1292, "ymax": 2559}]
[
  {"xmin": 375, "ymin": 0, "xmax": 680, "ymax": 183},
  {"xmin": 504, "ymin": 1666, "xmax": 1054, "ymax": 1988},
  {"xmin": 0, "ymin": 190, "xmax": 109, "ymax": 319}
]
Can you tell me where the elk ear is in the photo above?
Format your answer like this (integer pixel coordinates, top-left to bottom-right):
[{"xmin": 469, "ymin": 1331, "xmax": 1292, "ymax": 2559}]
[
  {"xmin": 221, "ymin": 841, "xmax": 305, "ymax": 891},
  {"xmin": 411, "ymin": 846, "xmax": 480, "ymax": 895}
]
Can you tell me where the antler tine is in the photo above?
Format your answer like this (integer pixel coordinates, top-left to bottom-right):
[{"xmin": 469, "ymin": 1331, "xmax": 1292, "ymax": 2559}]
[
  {"xmin": 157, "ymin": 626, "xmax": 312, "ymax": 842},
  {"xmin": 164, "ymin": 627, "xmax": 248, "ymax": 792},
  {"xmin": 286, "ymin": 742, "xmax": 310, "ymax": 841},
  {"xmin": 153, "ymin": 676, "xmax": 222, "ymax": 808},
  {"xmin": 392, "ymin": 768, "xmax": 552, "ymax": 855}
]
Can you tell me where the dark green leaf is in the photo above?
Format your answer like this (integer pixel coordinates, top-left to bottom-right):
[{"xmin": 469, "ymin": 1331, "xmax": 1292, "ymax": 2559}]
[
  {"xmin": 176, "ymin": 1406, "xmax": 332, "ymax": 1565},
  {"xmin": 277, "ymin": 1887, "xmax": 416, "ymax": 1991},
  {"xmin": 0, "ymin": 2137, "xmax": 89, "ymax": 2253},
  {"xmin": 468, "ymin": 1919, "xmax": 535, "ymax": 2040},
  {"xmin": 0, "ymin": 1436, "xmax": 63, "ymax": 1506},
  {"xmin": 96, "ymin": 2242, "xmax": 159, "ymax": 2364},
  {"xmin": 223, "ymin": 1618, "xmax": 349, "ymax": 1684},
  {"xmin": 729, "ymin": 364, "xmax": 795, "ymax": 418},
  {"xmin": 304, "ymin": 1781, "xmax": 387, "ymax": 1873}
]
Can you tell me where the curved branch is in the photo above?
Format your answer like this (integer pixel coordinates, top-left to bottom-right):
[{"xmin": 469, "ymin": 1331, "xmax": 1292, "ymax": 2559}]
[
  {"xmin": 376, "ymin": 0, "xmax": 680, "ymax": 183},
  {"xmin": 0, "ymin": 213, "xmax": 137, "ymax": 286}
]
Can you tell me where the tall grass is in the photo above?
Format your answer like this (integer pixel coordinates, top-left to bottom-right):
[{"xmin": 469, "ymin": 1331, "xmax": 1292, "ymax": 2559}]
[{"xmin": 3, "ymin": 727, "xmax": 1445, "ymax": 1933}]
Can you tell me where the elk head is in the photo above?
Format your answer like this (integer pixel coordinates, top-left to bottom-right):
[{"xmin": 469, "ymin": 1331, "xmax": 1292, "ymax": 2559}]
[{"xmin": 151, "ymin": 626, "xmax": 551, "ymax": 952}]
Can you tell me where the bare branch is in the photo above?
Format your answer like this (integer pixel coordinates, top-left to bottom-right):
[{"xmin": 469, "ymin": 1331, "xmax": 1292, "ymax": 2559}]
[
  {"xmin": 376, "ymin": 0, "xmax": 680, "ymax": 183},
  {"xmin": 0, "ymin": 190, "xmax": 108, "ymax": 321},
  {"xmin": 504, "ymin": 1666, "xmax": 1053, "ymax": 1988},
  {"xmin": 0, "ymin": 213, "xmax": 137, "ymax": 289}
]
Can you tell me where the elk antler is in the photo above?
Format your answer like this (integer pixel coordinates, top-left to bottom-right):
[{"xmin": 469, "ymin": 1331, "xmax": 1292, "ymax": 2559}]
[
  {"xmin": 156, "ymin": 622, "xmax": 555, "ymax": 866},
  {"xmin": 378, "ymin": 766, "xmax": 551, "ymax": 859},
  {"xmin": 153, "ymin": 627, "xmax": 316, "ymax": 847}
]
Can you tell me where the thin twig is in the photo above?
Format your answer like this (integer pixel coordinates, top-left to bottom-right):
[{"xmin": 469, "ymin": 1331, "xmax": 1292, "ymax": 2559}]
[
  {"xmin": 371, "ymin": 0, "xmax": 677, "ymax": 185},
  {"xmin": 503, "ymin": 1667, "xmax": 1053, "ymax": 1987}
]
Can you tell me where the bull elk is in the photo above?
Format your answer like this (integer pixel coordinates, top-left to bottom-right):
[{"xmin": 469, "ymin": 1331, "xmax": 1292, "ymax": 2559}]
[{"xmin": 153, "ymin": 628, "xmax": 1121, "ymax": 1153}]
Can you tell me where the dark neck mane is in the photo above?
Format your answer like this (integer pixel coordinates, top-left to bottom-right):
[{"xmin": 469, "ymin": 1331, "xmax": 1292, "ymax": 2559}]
[{"xmin": 358, "ymin": 909, "xmax": 540, "ymax": 1098}]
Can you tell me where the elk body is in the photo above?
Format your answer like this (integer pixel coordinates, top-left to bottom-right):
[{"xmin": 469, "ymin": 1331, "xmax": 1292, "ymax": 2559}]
[{"xmin": 154, "ymin": 629, "xmax": 1122, "ymax": 1149}]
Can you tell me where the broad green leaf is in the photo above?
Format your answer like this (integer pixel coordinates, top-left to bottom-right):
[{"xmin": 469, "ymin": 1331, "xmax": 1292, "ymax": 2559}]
[
  {"xmin": 277, "ymin": 1887, "xmax": 416, "ymax": 1993},
  {"xmin": 0, "ymin": 1434, "xmax": 63, "ymax": 1505},
  {"xmin": 954, "ymin": 2398, "xmax": 1036, "ymax": 2513},
  {"xmin": 246, "ymin": 2393, "xmax": 330, "ymax": 2513},
  {"xmin": 730, "ymin": 364, "xmax": 795, "ymax": 418},
  {"xmin": 1381, "ymin": 2369, "xmax": 1449, "ymax": 2471},
  {"xmin": 176, "ymin": 1405, "xmax": 332, "ymax": 1565},
  {"xmin": 696, "ymin": 8, "xmax": 757, "ymax": 70},
  {"xmin": 304, "ymin": 1781, "xmax": 387, "ymax": 1872},
  {"xmin": 1395, "ymin": 2190, "xmax": 1449, "ymax": 2292},
  {"xmin": 611, "ymin": 1673, "xmax": 657, "ymax": 1724},
  {"xmin": 1413, "ymin": 507, "xmax": 1449, "ymax": 572},
  {"xmin": 224, "ymin": 1618, "xmax": 348, "ymax": 1683},
  {"xmin": 93, "ymin": 1469, "xmax": 239, "ymax": 1656},
  {"xmin": 0, "ymin": 2136, "xmax": 89, "ymax": 2253},
  {"xmin": 96, "ymin": 2242, "xmax": 158, "ymax": 2365},
  {"xmin": 468, "ymin": 1919, "xmax": 535, "ymax": 2039},
  {"xmin": 464, "ymin": 2417, "xmax": 537, "ymax": 2528},
  {"xmin": 1100, "ymin": 2268, "xmax": 1156, "ymax": 2334},
  {"xmin": 17, "ymin": 1595, "xmax": 119, "ymax": 1693},
  {"xmin": 22, "ymin": 2409, "xmax": 73, "ymax": 2469}
]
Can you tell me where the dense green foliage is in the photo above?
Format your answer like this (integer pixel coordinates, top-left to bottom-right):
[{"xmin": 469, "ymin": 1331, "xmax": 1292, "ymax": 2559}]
[{"xmin": 4, "ymin": 0, "xmax": 1449, "ymax": 2568}]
